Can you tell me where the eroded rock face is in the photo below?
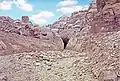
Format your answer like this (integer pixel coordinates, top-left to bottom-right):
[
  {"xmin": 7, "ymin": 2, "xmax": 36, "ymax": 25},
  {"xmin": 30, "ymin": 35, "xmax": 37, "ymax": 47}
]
[
  {"xmin": 66, "ymin": 31, "xmax": 120, "ymax": 81},
  {"xmin": 48, "ymin": 11, "xmax": 88, "ymax": 45},
  {"xmin": 65, "ymin": 1, "xmax": 120, "ymax": 80},
  {"xmin": 67, "ymin": 31, "xmax": 120, "ymax": 55},
  {"xmin": 0, "ymin": 30, "xmax": 64, "ymax": 55},
  {"xmin": 0, "ymin": 16, "xmax": 64, "ymax": 55},
  {"xmin": 96, "ymin": 0, "xmax": 120, "ymax": 12},
  {"xmin": 0, "ymin": 16, "xmax": 33, "ymax": 35},
  {"xmin": 88, "ymin": 0, "xmax": 120, "ymax": 33},
  {"xmin": 0, "ymin": 0, "xmax": 120, "ymax": 81}
]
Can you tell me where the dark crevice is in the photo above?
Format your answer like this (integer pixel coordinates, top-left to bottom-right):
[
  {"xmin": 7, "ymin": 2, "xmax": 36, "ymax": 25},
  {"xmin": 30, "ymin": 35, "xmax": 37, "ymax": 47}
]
[
  {"xmin": 42, "ymin": 33, "xmax": 47, "ymax": 36},
  {"xmin": 61, "ymin": 37, "xmax": 69, "ymax": 49}
]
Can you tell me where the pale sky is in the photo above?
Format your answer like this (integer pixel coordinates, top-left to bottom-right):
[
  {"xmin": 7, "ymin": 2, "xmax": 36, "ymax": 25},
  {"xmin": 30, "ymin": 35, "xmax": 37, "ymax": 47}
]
[{"xmin": 0, "ymin": 0, "xmax": 92, "ymax": 26}]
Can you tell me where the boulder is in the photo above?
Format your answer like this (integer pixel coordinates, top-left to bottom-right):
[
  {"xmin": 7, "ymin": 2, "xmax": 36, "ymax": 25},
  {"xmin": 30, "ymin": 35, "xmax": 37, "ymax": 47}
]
[{"xmin": 22, "ymin": 16, "xmax": 29, "ymax": 23}]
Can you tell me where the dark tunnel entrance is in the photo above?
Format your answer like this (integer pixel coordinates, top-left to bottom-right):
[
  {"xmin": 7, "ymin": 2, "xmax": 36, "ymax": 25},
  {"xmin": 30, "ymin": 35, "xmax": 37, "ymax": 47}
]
[{"xmin": 61, "ymin": 37, "xmax": 69, "ymax": 49}]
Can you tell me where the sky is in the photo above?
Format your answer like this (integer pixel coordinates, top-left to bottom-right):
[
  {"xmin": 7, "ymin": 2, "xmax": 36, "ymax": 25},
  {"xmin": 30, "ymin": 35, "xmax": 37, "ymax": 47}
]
[{"xmin": 0, "ymin": 0, "xmax": 92, "ymax": 26}]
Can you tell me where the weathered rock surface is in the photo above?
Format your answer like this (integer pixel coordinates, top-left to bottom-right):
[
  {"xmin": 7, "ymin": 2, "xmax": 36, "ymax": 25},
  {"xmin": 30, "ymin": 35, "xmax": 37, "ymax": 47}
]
[
  {"xmin": 66, "ymin": 32, "xmax": 120, "ymax": 54},
  {"xmin": 0, "ymin": 50, "xmax": 119, "ymax": 81},
  {"xmin": 0, "ymin": 16, "xmax": 64, "ymax": 55},
  {"xmin": 0, "ymin": 30, "xmax": 64, "ymax": 55},
  {"xmin": 48, "ymin": 11, "xmax": 88, "ymax": 43},
  {"xmin": 66, "ymin": 32, "xmax": 120, "ymax": 81},
  {"xmin": 67, "ymin": 0, "xmax": 120, "ymax": 50},
  {"xmin": 87, "ymin": 0, "xmax": 120, "ymax": 33},
  {"xmin": 0, "ymin": 50, "xmax": 99, "ymax": 81},
  {"xmin": 64, "ymin": 0, "xmax": 120, "ymax": 80},
  {"xmin": 22, "ymin": 16, "xmax": 29, "ymax": 23},
  {"xmin": 0, "ymin": 0, "xmax": 120, "ymax": 81}
]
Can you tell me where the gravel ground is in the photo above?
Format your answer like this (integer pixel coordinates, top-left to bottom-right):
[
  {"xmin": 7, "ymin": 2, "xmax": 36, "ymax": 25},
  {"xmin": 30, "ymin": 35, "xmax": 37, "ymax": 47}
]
[{"xmin": 0, "ymin": 50, "xmax": 98, "ymax": 81}]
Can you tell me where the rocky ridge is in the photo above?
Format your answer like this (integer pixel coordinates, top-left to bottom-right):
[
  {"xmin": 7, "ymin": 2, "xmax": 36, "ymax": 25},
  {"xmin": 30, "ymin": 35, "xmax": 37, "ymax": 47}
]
[{"xmin": 0, "ymin": 16, "xmax": 64, "ymax": 55}]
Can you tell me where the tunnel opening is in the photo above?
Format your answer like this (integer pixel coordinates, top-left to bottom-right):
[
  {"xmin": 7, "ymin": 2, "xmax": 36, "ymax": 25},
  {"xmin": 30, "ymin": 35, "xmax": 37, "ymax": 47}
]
[
  {"xmin": 42, "ymin": 33, "xmax": 47, "ymax": 36},
  {"xmin": 61, "ymin": 37, "xmax": 69, "ymax": 49}
]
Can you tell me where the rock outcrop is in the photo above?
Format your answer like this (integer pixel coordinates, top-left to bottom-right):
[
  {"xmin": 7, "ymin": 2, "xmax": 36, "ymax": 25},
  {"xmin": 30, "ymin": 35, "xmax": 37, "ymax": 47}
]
[
  {"xmin": 88, "ymin": 0, "xmax": 120, "ymax": 33},
  {"xmin": 65, "ymin": 0, "xmax": 120, "ymax": 81},
  {"xmin": 22, "ymin": 16, "xmax": 29, "ymax": 23},
  {"xmin": 66, "ymin": 0, "xmax": 120, "ymax": 50},
  {"xmin": 0, "ymin": 16, "xmax": 64, "ymax": 55},
  {"xmin": 48, "ymin": 11, "xmax": 88, "ymax": 46},
  {"xmin": 0, "ymin": 30, "xmax": 64, "ymax": 55}
]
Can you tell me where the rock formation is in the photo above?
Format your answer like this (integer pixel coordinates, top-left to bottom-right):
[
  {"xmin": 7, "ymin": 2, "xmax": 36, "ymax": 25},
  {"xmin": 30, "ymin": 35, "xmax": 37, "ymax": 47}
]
[
  {"xmin": 47, "ymin": 11, "xmax": 88, "ymax": 49},
  {"xmin": 0, "ymin": 16, "xmax": 64, "ymax": 55},
  {"xmin": 66, "ymin": 0, "xmax": 120, "ymax": 51},
  {"xmin": 88, "ymin": 0, "xmax": 120, "ymax": 33},
  {"xmin": 22, "ymin": 16, "xmax": 29, "ymax": 23},
  {"xmin": 65, "ymin": 0, "xmax": 120, "ymax": 81},
  {"xmin": 0, "ymin": 0, "xmax": 120, "ymax": 81}
]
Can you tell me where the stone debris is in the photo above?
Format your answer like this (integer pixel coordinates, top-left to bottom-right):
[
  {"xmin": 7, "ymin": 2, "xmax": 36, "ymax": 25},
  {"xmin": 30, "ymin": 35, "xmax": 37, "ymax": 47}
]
[
  {"xmin": 0, "ymin": 50, "xmax": 119, "ymax": 81},
  {"xmin": 0, "ymin": 0, "xmax": 120, "ymax": 81},
  {"xmin": 0, "ymin": 16, "xmax": 64, "ymax": 55},
  {"xmin": 0, "ymin": 51, "xmax": 97, "ymax": 81}
]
